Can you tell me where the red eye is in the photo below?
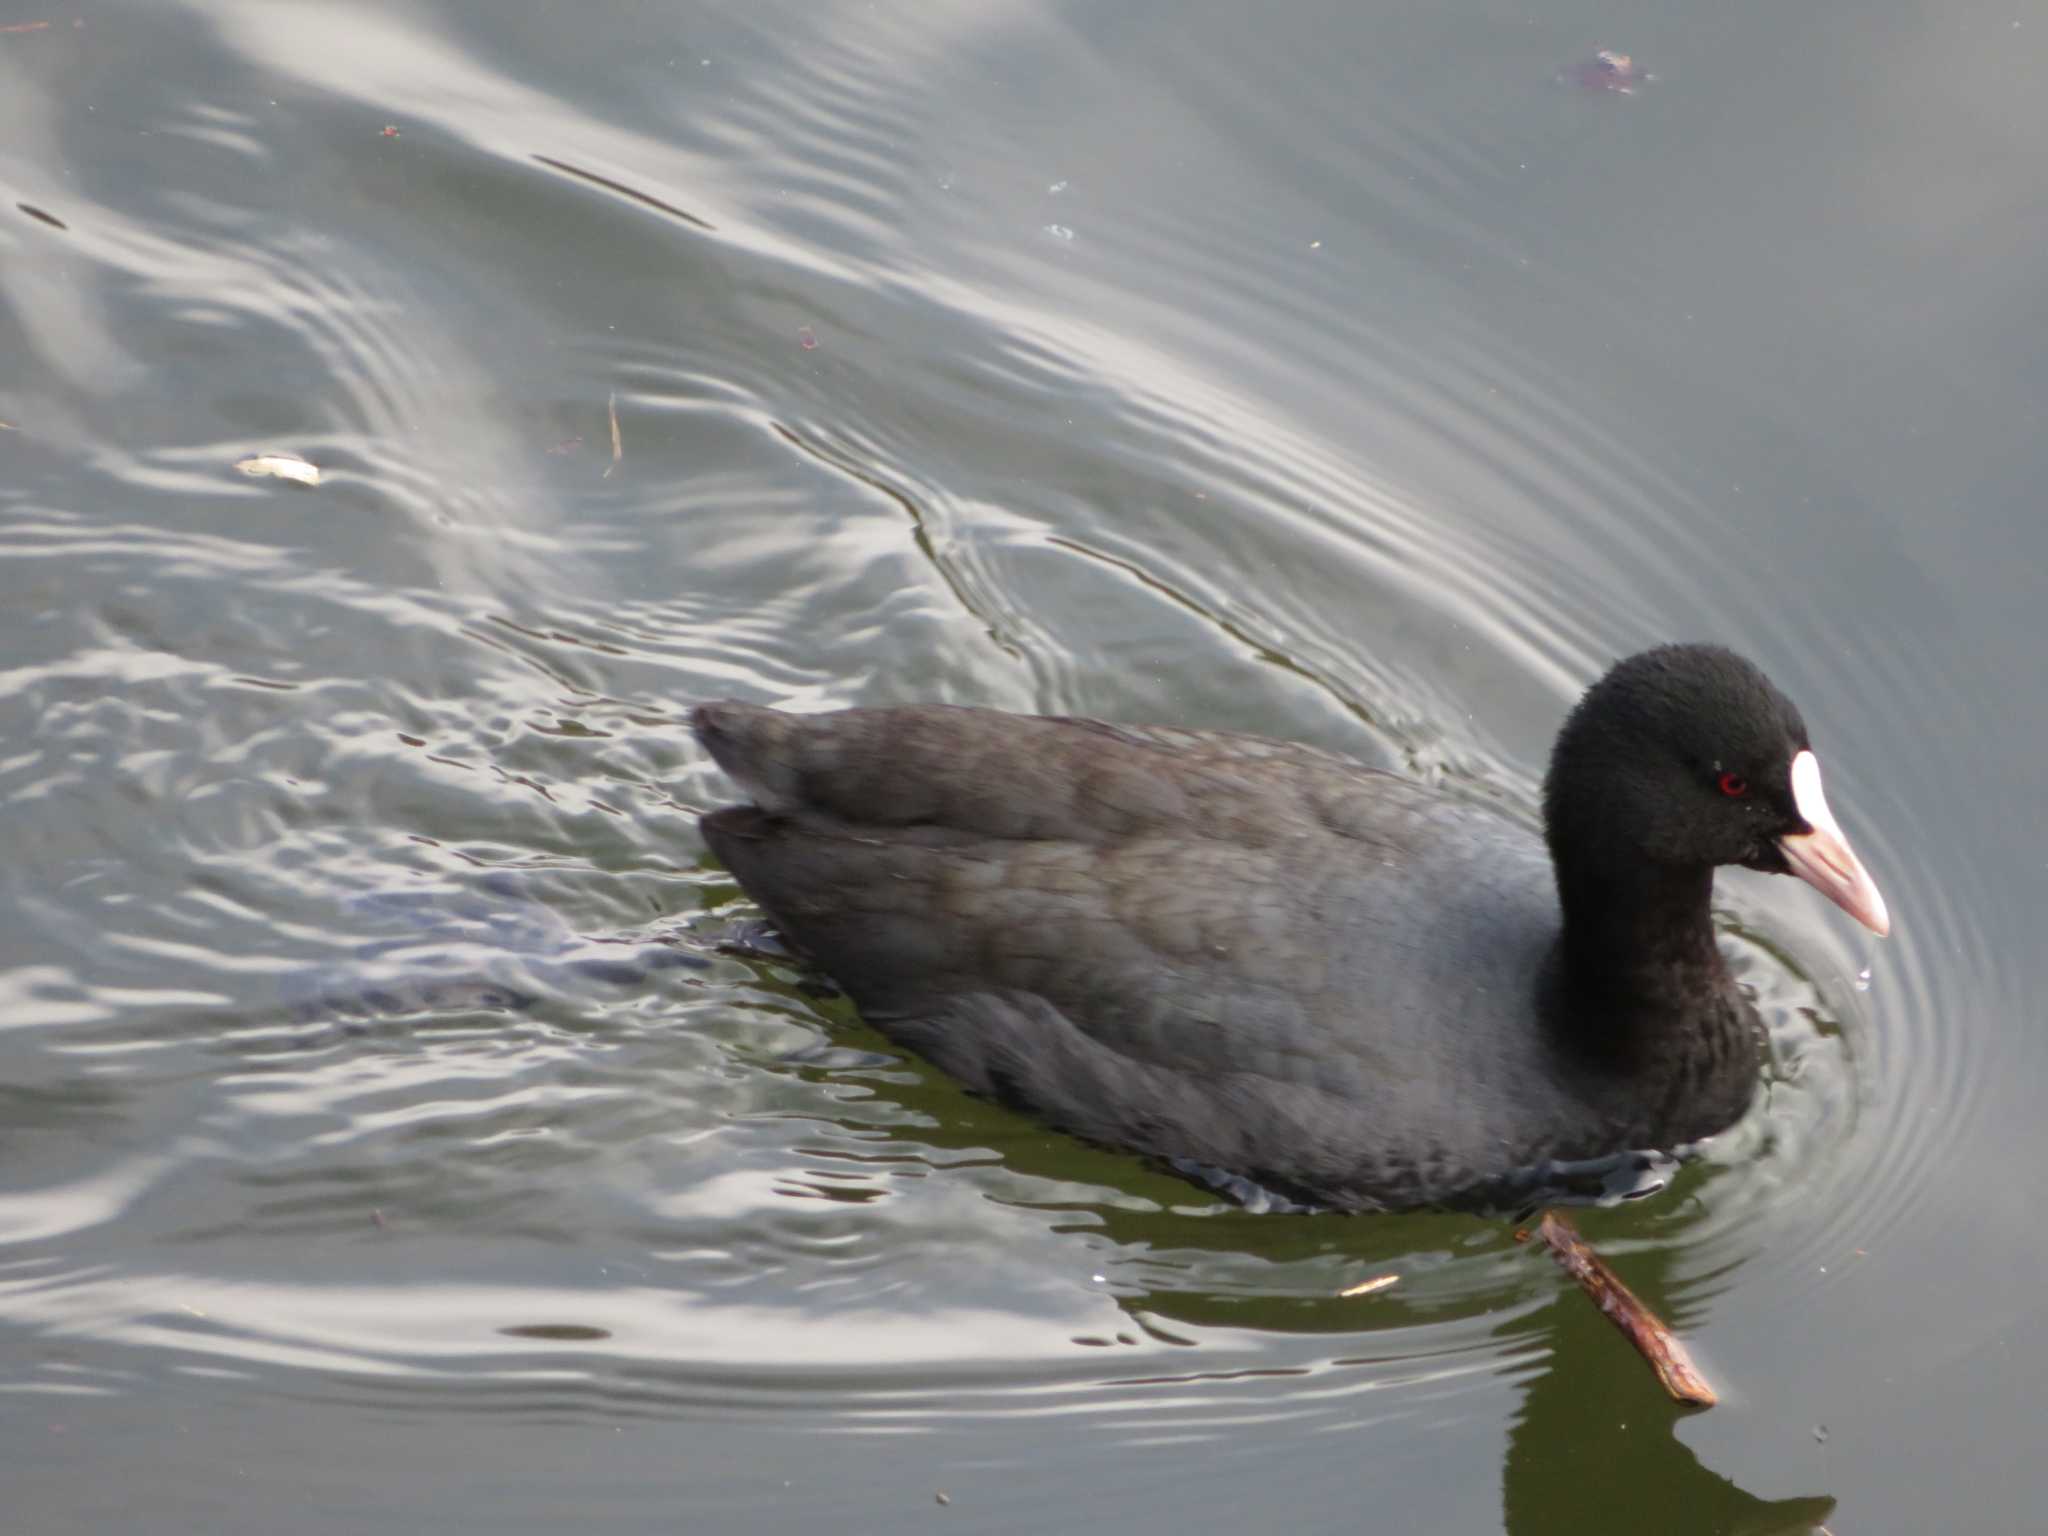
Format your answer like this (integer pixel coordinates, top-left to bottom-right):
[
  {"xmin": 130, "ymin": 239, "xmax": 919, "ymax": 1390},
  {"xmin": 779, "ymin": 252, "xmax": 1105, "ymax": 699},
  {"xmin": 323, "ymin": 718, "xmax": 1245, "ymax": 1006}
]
[{"xmin": 1718, "ymin": 772, "xmax": 1749, "ymax": 798}]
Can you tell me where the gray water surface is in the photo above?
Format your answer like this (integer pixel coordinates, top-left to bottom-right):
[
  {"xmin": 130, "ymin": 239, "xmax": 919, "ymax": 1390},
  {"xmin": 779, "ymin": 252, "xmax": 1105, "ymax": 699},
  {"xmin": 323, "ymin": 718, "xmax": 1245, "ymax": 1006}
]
[{"xmin": 2, "ymin": 2, "xmax": 2040, "ymax": 1532}]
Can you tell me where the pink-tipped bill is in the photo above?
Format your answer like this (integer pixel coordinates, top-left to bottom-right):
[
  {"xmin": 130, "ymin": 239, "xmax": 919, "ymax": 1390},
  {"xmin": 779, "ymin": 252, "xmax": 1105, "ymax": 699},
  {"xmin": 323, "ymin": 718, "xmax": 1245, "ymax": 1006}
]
[{"xmin": 1778, "ymin": 750, "xmax": 1890, "ymax": 936}]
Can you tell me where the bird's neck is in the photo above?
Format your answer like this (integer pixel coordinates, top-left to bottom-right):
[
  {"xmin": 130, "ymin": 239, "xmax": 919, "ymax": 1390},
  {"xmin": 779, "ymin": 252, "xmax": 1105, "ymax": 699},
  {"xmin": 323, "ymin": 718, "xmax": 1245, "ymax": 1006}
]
[
  {"xmin": 1535, "ymin": 718, "xmax": 1771, "ymax": 1136},
  {"xmin": 1545, "ymin": 857, "xmax": 1760, "ymax": 1141},
  {"xmin": 1554, "ymin": 857, "xmax": 1729, "ymax": 1012}
]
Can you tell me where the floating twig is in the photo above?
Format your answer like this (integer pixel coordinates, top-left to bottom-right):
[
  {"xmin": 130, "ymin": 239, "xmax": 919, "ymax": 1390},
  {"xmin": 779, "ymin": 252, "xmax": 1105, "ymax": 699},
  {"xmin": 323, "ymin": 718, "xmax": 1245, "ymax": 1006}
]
[{"xmin": 1521, "ymin": 1209, "xmax": 1717, "ymax": 1407}]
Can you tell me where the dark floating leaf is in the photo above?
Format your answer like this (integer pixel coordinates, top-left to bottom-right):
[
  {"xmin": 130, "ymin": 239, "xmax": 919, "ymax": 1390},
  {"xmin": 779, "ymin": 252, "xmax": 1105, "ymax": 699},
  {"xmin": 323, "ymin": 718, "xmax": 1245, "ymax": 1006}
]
[{"xmin": 1562, "ymin": 49, "xmax": 1651, "ymax": 94}]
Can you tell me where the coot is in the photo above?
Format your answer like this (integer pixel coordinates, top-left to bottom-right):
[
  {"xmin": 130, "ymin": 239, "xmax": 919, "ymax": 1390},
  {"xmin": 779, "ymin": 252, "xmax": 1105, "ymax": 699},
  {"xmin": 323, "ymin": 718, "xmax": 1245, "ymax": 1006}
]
[{"xmin": 694, "ymin": 645, "xmax": 1888, "ymax": 1210}]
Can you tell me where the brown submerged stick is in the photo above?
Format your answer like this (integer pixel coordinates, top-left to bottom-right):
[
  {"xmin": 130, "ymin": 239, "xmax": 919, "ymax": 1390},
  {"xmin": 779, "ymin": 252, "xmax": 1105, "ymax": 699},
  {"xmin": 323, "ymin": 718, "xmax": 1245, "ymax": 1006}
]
[{"xmin": 1521, "ymin": 1209, "xmax": 1718, "ymax": 1408}]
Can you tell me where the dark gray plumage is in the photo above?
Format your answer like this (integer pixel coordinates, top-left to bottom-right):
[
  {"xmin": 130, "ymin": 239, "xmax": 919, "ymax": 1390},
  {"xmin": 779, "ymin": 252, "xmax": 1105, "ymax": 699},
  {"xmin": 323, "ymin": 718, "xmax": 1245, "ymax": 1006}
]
[{"xmin": 693, "ymin": 645, "xmax": 1888, "ymax": 1211}]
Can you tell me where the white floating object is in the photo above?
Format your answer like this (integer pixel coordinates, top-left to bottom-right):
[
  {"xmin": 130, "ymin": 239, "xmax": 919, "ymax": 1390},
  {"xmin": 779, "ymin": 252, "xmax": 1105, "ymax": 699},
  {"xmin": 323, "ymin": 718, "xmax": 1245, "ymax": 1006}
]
[
  {"xmin": 1339, "ymin": 1272, "xmax": 1400, "ymax": 1298},
  {"xmin": 233, "ymin": 453, "xmax": 321, "ymax": 487}
]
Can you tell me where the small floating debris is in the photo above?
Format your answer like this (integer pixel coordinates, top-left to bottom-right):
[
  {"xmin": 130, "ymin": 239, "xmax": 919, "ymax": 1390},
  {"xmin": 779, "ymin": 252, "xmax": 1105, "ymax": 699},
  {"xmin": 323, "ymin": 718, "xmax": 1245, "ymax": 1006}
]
[
  {"xmin": 380, "ymin": 124, "xmax": 400, "ymax": 138},
  {"xmin": 1520, "ymin": 1209, "xmax": 1717, "ymax": 1407},
  {"xmin": 603, "ymin": 390, "xmax": 622, "ymax": 478},
  {"xmin": 497, "ymin": 1323, "xmax": 612, "ymax": 1342},
  {"xmin": 797, "ymin": 325, "xmax": 817, "ymax": 350},
  {"xmin": 233, "ymin": 453, "xmax": 322, "ymax": 487},
  {"xmin": 1563, "ymin": 49, "xmax": 1650, "ymax": 95},
  {"xmin": 1339, "ymin": 1272, "xmax": 1400, "ymax": 1299},
  {"xmin": 17, "ymin": 202, "xmax": 67, "ymax": 230}
]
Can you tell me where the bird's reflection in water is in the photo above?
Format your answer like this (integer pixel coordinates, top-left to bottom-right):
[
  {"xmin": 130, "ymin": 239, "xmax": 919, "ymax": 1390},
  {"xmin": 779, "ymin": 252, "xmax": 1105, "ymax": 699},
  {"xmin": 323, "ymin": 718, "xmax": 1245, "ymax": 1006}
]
[
  {"xmin": 1067, "ymin": 1191, "xmax": 1834, "ymax": 1536},
  {"xmin": 1500, "ymin": 1276, "xmax": 1834, "ymax": 1535}
]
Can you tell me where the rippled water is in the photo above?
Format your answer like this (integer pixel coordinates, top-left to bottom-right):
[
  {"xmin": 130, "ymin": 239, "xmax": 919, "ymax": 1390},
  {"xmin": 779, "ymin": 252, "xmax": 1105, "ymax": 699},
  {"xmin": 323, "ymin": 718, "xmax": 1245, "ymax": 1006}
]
[{"xmin": 4, "ymin": 2, "xmax": 2042, "ymax": 1532}]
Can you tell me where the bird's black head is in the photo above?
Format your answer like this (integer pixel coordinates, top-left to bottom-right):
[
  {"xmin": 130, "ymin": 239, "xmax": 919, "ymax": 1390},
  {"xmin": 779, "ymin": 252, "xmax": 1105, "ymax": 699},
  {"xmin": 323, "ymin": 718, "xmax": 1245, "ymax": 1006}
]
[{"xmin": 1544, "ymin": 644, "xmax": 1888, "ymax": 935}]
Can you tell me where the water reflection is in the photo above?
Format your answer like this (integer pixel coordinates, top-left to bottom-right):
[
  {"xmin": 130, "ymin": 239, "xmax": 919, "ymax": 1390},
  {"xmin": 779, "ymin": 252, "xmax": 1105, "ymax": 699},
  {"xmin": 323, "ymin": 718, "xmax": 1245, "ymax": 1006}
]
[
  {"xmin": 251, "ymin": 874, "xmax": 1845, "ymax": 1531},
  {"xmin": 1074, "ymin": 1185, "xmax": 1837, "ymax": 1533},
  {"xmin": 1500, "ymin": 1292, "xmax": 1834, "ymax": 1535}
]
